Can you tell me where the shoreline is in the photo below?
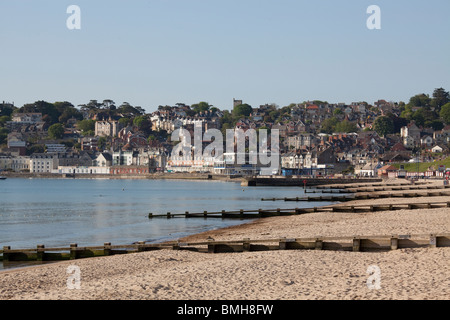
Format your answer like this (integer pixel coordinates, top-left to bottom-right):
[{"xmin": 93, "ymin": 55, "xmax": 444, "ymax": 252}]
[{"xmin": 1, "ymin": 179, "xmax": 449, "ymax": 300}]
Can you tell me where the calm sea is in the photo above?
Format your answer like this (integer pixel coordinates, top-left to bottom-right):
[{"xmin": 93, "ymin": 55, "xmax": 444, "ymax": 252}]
[{"xmin": 0, "ymin": 177, "xmax": 335, "ymax": 270}]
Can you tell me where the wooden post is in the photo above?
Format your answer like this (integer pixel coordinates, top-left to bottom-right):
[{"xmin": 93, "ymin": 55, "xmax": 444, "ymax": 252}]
[
  {"xmin": 447, "ymin": 202, "xmax": 450, "ymax": 208},
  {"xmin": 204, "ymin": 211, "xmax": 208, "ymax": 218},
  {"xmin": 295, "ymin": 208, "xmax": 300, "ymax": 214},
  {"xmin": 185, "ymin": 211, "xmax": 190, "ymax": 218},
  {"xmin": 276, "ymin": 208, "xmax": 280, "ymax": 215},
  {"xmin": 243, "ymin": 238, "xmax": 250, "ymax": 252},
  {"xmin": 370, "ymin": 205, "xmax": 374, "ymax": 212},
  {"xmin": 172, "ymin": 242, "xmax": 180, "ymax": 251},
  {"xmin": 352, "ymin": 238, "xmax": 360, "ymax": 252},
  {"xmin": 37, "ymin": 245, "xmax": 45, "ymax": 261},
  {"xmin": 314, "ymin": 207, "xmax": 318, "ymax": 212},
  {"xmin": 240, "ymin": 209, "xmax": 244, "ymax": 219},
  {"xmin": 258, "ymin": 209, "xmax": 262, "ymax": 217},
  {"xmin": 137, "ymin": 241, "xmax": 145, "ymax": 252},
  {"xmin": 70, "ymin": 243, "xmax": 78, "ymax": 260},
  {"xmin": 279, "ymin": 238, "xmax": 287, "ymax": 250},
  {"xmin": 315, "ymin": 238, "xmax": 323, "ymax": 250},
  {"xmin": 104, "ymin": 242, "xmax": 112, "ymax": 256},
  {"xmin": 148, "ymin": 213, "xmax": 153, "ymax": 219},
  {"xmin": 167, "ymin": 212, "xmax": 171, "ymax": 218},
  {"xmin": 207, "ymin": 240, "xmax": 215, "ymax": 253},
  {"xmin": 221, "ymin": 210, "xmax": 226, "ymax": 218},
  {"xmin": 2, "ymin": 246, "xmax": 10, "ymax": 262},
  {"xmin": 351, "ymin": 206, "xmax": 355, "ymax": 213},
  {"xmin": 390, "ymin": 237, "xmax": 398, "ymax": 250},
  {"xmin": 430, "ymin": 234, "xmax": 437, "ymax": 248}
]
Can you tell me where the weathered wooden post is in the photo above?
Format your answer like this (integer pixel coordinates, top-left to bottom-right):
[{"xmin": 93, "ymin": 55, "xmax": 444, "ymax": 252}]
[
  {"xmin": 207, "ymin": 239, "xmax": 215, "ymax": 253},
  {"xmin": 243, "ymin": 238, "xmax": 251, "ymax": 252},
  {"xmin": 185, "ymin": 211, "xmax": 190, "ymax": 218},
  {"xmin": 279, "ymin": 238, "xmax": 287, "ymax": 250},
  {"xmin": 352, "ymin": 238, "xmax": 360, "ymax": 252},
  {"xmin": 37, "ymin": 245, "xmax": 45, "ymax": 261},
  {"xmin": 104, "ymin": 242, "xmax": 112, "ymax": 256},
  {"xmin": 2, "ymin": 246, "xmax": 10, "ymax": 262},
  {"xmin": 240, "ymin": 209, "xmax": 244, "ymax": 219},
  {"xmin": 204, "ymin": 211, "xmax": 208, "ymax": 218},
  {"xmin": 430, "ymin": 234, "xmax": 437, "ymax": 248},
  {"xmin": 390, "ymin": 237, "xmax": 398, "ymax": 250},
  {"xmin": 70, "ymin": 243, "xmax": 78, "ymax": 260},
  {"xmin": 137, "ymin": 241, "xmax": 145, "ymax": 252},
  {"xmin": 148, "ymin": 213, "xmax": 153, "ymax": 219},
  {"xmin": 315, "ymin": 238, "xmax": 323, "ymax": 250}
]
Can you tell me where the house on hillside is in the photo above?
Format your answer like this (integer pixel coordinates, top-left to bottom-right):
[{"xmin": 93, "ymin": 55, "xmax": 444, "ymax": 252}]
[{"xmin": 377, "ymin": 165, "xmax": 398, "ymax": 177}]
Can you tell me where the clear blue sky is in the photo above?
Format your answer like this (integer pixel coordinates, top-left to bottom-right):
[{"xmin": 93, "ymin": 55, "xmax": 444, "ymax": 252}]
[{"xmin": 1, "ymin": 0, "xmax": 449, "ymax": 112}]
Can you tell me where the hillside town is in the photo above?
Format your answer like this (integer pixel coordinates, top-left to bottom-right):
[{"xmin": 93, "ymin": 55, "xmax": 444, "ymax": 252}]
[{"xmin": 1, "ymin": 88, "xmax": 450, "ymax": 179}]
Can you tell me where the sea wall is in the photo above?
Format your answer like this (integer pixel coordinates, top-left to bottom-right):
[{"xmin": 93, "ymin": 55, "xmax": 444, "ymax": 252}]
[{"xmin": 242, "ymin": 177, "xmax": 383, "ymax": 187}]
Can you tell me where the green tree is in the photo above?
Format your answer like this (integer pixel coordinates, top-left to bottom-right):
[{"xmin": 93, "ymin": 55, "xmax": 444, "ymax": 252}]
[
  {"xmin": 0, "ymin": 128, "xmax": 8, "ymax": 145},
  {"xmin": 373, "ymin": 116, "xmax": 394, "ymax": 137},
  {"xmin": 0, "ymin": 115, "xmax": 10, "ymax": 125},
  {"xmin": 77, "ymin": 119, "xmax": 95, "ymax": 133},
  {"xmin": 320, "ymin": 117, "xmax": 338, "ymax": 134},
  {"xmin": 335, "ymin": 120, "xmax": 357, "ymax": 133},
  {"xmin": 408, "ymin": 94, "xmax": 431, "ymax": 108},
  {"xmin": 48, "ymin": 123, "xmax": 65, "ymax": 139},
  {"xmin": 118, "ymin": 117, "xmax": 131, "ymax": 127},
  {"xmin": 191, "ymin": 102, "xmax": 210, "ymax": 114},
  {"xmin": 232, "ymin": 104, "xmax": 253, "ymax": 118},
  {"xmin": 133, "ymin": 116, "xmax": 152, "ymax": 136},
  {"xmin": 440, "ymin": 102, "xmax": 450, "ymax": 124},
  {"xmin": 98, "ymin": 136, "xmax": 107, "ymax": 151},
  {"xmin": 431, "ymin": 87, "xmax": 449, "ymax": 111}
]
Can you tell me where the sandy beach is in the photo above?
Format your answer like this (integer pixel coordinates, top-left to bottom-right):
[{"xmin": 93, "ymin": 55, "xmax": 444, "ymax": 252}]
[{"xmin": 1, "ymin": 180, "xmax": 450, "ymax": 300}]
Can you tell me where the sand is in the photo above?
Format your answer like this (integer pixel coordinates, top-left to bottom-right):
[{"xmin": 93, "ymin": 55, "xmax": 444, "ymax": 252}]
[{"xmin": 1, "ymin": 181, "xmax": 450, "ymax": 300}]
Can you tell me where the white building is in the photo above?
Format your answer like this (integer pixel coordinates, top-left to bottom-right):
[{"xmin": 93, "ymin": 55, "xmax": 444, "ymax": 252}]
[
  {"xmin": 95, "ymin": 120, "xmax": 120, "ymax": 137},
  {"xmin": 56, "ymin": 166, "xmax": 110, "ymax": 175},
  {"xmin": 30, "ymin": 154, "xmax": 58, "ymax": 173}
]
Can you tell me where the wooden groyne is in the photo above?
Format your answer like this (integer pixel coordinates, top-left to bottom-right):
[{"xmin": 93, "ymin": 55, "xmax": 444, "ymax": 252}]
[
  {"xmin": 147, "ymin": 201, "xmax": 450, "ymax": 219},
  {"xmin": 2, "ymin": 233, "xmax": 450, "ymax": 263},
  {"xmin": 261, "ymin": 189, "xmax": 450, "ymax": 202}
]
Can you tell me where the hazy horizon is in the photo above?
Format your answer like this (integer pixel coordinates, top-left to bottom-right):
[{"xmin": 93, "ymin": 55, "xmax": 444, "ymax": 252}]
[{"xmin": 1, "ymin": 0, "xmax": 449, "ymax": 112}]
